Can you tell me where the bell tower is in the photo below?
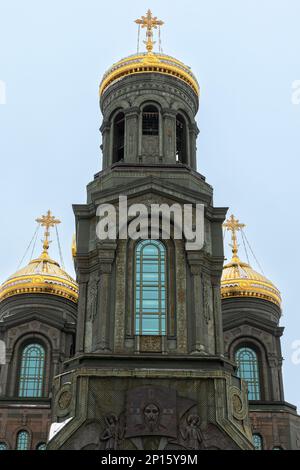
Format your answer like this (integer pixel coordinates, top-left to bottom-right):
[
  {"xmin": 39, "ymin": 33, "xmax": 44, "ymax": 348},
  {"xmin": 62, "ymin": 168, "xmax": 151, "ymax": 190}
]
[{"xmin": 48, "ymin": 12, "xmax": 254, "ymax": 450}]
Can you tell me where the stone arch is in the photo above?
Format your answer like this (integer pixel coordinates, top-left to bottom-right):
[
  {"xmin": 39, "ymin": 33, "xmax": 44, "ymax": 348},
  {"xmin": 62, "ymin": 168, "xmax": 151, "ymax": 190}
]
[
  {"xmin": 7, "ymin": 332, "xmax": 52, "ymax": 398},
  {"xmin": 229, "ymin": 335, "xmax": 270, "ymax": 401},
  {"xmin": 125, "ymin": 234, "xmax": 176, "ymax": 340},
  {"xmin": 105, "ymin": 99, "xmax": 131, "ymax": 121},
  {"xmin": 14, "ymin": 427, "xmax": 32, "ymax": 450},
  {"xmin": 133, "ymin": 93, "xmax": 169, "ymax": 109}
]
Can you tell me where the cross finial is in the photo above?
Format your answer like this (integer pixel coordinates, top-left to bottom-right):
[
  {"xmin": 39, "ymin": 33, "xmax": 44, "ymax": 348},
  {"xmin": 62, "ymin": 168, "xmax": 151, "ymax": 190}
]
[
  {"xmin": 135, "ymin": 9, "xmax": 164, "ymax": 53},
  {"xmin": 223, "ymin": 214, "xmax": 246, "ymax": 261},
  {"xmin": 36, "ymin": 210, "xmax": 61, "ymax": 257}
]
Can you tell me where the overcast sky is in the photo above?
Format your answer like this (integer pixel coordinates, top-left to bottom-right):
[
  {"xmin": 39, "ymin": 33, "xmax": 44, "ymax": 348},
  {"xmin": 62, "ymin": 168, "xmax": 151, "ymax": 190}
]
[{"xmin": 0, "ymin": 0, "xmax": 299, "ymax": 409}]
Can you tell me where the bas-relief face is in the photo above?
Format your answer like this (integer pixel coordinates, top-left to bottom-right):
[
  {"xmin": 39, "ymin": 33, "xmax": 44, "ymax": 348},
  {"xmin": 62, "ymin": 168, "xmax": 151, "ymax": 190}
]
[{"xmin": 143, "ymin": 403, "xmax": 160, "ymax": 430}]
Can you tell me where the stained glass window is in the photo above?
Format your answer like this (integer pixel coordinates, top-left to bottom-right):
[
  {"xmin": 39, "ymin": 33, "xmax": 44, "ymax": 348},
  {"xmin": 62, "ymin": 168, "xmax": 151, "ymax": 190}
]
[
  {"xmin": 235, "ymin": 347, "xmax": 261, "ymax": 400},
  {"xmin": 0, "ymin": 442, "xmax": 8, "ymax": 450},
  {"xmin": 135, "ymin": 240, "xmax": 166, "ymax": 336},
  {"xmin": 253, "ymin": 433, "xmax": 263, "ymax": 450},
  {"xmin": 18, "ymin": 343, "xmax": 45, "ymax": 398},
  {"xmin": 36, "ymin": 442, "xmax": 47, "ymax": 450},
  {"xmin": 16, "ymin": 431, "xmax": 29, "ymax": 450}
]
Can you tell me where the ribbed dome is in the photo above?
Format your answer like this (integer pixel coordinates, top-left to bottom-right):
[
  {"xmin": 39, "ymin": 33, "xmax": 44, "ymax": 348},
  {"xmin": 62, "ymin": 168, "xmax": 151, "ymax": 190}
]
[
  {"xmin": 99, "ymin": 52, "xmax": 200, "ymax": 97},
  {"xmin": 0, "ymin": 210, "xmax": 78, "ymax": 304},
  {"xmin": 221, "ymin": 214, "xmax": 281, "ymax": 308},
  {"xmin": 221, "ymin": 256, "xmax": 281, "ymax": 308},
  {"xmin": 0, "ymin": 251, "xmax": 78, "ymax": 304}
]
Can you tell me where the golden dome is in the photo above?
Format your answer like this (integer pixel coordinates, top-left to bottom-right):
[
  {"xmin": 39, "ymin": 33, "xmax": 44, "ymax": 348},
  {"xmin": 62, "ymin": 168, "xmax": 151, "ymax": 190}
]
[
  {"xmin": 0, "ymin": 211, "xmax": 78, "ymax": 304},
  {"xmin": 99, "ymin": 11, "xmax": 199, "ymax": 97},
  {"xmin": 99, "ymin": 52, "xmax": 200, "ymax": 97},
  {"xmin": 221, "ymin": 215, "xmax": 281, "ymax": 308},
  {"xmin": 221, "ymin": 257, "xmax": 281, "ymax": 307}
]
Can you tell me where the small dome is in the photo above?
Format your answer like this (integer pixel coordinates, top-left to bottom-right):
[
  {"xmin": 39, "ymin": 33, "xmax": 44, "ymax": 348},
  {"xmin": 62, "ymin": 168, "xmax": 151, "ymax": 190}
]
[
  {"xmin": 99, "ymin": 52, "xmax": 200, "ymax": 97},
  {"xmin": 0, "ymin": 210, "xmax": 78, "ymax": 304},
  {"xmin": 221, "ymin": 257, "xmax": 281, "ymax": 308},
  {"xmin": 0, "ymin": 251, "xmax": 78, "ymax": 304},
  {"xmin": 221, "ymin": 214, "xmax": 281, "ymax": 308}
]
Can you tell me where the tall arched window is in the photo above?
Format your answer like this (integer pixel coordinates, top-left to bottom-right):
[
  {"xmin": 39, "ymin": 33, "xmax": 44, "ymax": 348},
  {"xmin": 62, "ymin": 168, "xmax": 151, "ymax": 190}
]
[
  {"xmin": 235, "ymin": 346, "xmax": 261, "ymax": 400},
  {"xmin": 176, "ymin": 114, "xmax": 187, "ymax": 163},
  {"xmin": 16, "ymin": 431, "xmax": 30, "ymax": 450},
  {"xmin": 18, "ymin": 343, "xmax": 45, "ymax": 398},
  {"xmin": 112, "ymin": 111, "xmax": 125, "ymax": 163},
  {"xmin": 0, "ymin": 442, "xmax": 8, "ymax": 450},
  {"xmin": 253, "ymin": 433, "xmax": 263, "ymax": 450},
  {"xmin": 135, "ymin": 240, "xmax": 166, "ymax": 336},
  {"xmin": 142, "ymin": 105, "xmax": 159, "ymax": 136}
]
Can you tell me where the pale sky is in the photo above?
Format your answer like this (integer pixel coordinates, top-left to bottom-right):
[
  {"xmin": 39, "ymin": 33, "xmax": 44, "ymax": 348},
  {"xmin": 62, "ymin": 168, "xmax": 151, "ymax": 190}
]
[{"xmin": 0, "ymin": 0, "xmax": 299, "ymax": 409}]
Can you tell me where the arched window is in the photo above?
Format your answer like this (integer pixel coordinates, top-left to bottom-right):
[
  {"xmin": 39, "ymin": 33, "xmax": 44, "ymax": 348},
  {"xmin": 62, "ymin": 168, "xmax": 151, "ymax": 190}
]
[
  {"xmin": 253, "ymin": 433, "xmax": 263, "ymax": 450},
  {"xmin": 0, "ymin": 442, "xmax": 8, "ymax": 450},
  {"xmin": 16, "ymin": 431, "xmax": 30, "ymax": 450},
  {"xmin": 135, "ymin": 240, "xmax": 166, "ymax": 336},
  {"xmin": 176, "ymin": 114, "xmax": 187, "ymax": 163},
  {"xmin": 235, "ymin": 346, "xmax": 261, "ymax": 400},
  {"xmin": 18, "ymin": 343, "xmax": 45, "ymax": 398},
  {"xmin": 36, "ymin": 442, "xmax": 47, "ymax": 450},
  {"xmin": 113, "ymin": 111, "xmax": 125, "ymax": 163},
  {"xmin": 142, "ymin": 105, "xmax": 159, "ymax": 136}
]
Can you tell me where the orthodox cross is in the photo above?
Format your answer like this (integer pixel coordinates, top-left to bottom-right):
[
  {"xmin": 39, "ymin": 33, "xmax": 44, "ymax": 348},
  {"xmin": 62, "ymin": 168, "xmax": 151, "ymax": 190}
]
[
  {"xmin": 223, "ymin": 214, "xmax": 245, "ymax": 259},
  {"xmin": 36, "ymin": 210, "xmax": 61, "ymax": 255},
  {"xmin": 135, "ymin": 9, "xmax": 164, "ymax": 53}
]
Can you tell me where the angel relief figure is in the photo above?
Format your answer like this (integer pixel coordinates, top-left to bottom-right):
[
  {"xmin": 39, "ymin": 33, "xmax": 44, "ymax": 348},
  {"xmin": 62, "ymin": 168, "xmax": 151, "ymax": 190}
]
[
  {"xmin": 100, "ymin": 414, "xmax": 125, "ymax": 450},
  {"xmin": 180, "ymin": 414, "xmax": 204, "ymax": 450}
]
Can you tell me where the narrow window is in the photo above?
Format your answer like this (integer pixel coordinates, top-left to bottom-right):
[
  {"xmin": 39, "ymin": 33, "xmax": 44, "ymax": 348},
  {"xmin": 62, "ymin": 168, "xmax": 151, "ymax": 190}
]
[
  {"xmin": 176, "ymin": 114, "xmax": 187, "ymax": 163},
  {"xmin": 113, "ymin": 112, "xmax": 125, "ymax": 163},
  {"xmin": 253, "ymin": 433, "xmax": 263, "ymax": 450},
  {"xmin": 235, "ymin": 346, "xmax": 261, "ymax": 400},
  {"xmin": 135, "ymin": 240, "xmax": 166, "ymax": 336},
  {"xmin": 18, "ymin": 343, "xmax": 45, "ymax": 398},
  {"xmin": 0, "ymin": 442, "xmax": 8, "ymax": 450},
  {"xmin": 142, "ymin": 105, "xmax": 159, "ymax": 136},
  {"xmin": 16, "ymin": 431, "xmax": 29, "ymax": 450}
]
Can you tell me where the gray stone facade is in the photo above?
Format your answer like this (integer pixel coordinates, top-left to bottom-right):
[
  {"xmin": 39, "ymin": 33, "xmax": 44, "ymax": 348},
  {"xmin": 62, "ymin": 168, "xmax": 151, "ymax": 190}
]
[{"xmin": 47, "ymin": 71, "xmax": 254, "ymax": 450}]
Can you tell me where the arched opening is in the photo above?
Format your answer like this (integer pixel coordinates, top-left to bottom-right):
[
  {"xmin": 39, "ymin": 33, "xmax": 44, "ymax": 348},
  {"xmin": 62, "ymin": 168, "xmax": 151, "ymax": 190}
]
[
  {"xmin": 16, "ymin": 430, "xmax": 30, "ymax": 450},
  {"xmin": 142, "ymin": 105, "xmax": 159, "ymax": 136},
  {"xmin": 176, "ymin": 114, "xmax": 188, "ymax": 163},
  {"xmin": 0, "ymin": 442, "xmax": 8, "ymax": 451},
  {"xmin": 18, "ymin": 343, "xmax": 46, "ymax": 398},
  {"xmin": 235, "ymin": 346, "xmax": 261, "ymax": 400},
  {"xmin": 134, "ymin": 240, "xmax": 167, "ymax": 336},
  {"xmin": 252, "ymin": 433, "xmax": 263, "ymax": 450},
  {"xmin": 36, "ymin": 442, "xmax": 47, "ymax": 450},
  {"xmin": 113, "ymin": 111, "xmax": 125, "ymax": 163}
]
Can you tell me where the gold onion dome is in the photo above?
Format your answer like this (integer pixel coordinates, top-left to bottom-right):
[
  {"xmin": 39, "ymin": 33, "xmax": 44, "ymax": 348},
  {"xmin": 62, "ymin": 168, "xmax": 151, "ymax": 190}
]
[
  {"xmin": 99, "ymin": 10, "xmax": 200, "ymax": 97},
  {"xmin": 0, "ymin": 211, "xmax": 78, "ymax": 304},
  {"xmin": 221, "ymin": 215, "xmax": 281, "ymax": 308}
]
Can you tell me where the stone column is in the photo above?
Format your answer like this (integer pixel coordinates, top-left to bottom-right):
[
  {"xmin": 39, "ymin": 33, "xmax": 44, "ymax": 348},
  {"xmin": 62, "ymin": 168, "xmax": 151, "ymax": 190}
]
[
  {"xmin": 100, "ymin": 120, "xmax": 111, "ymax": 169},
  {"xmin": 186, "ymin": 253, "xmax": 207, "ymax": 354},
  {"xmin": 75, "ymin": 274, "xmax": 88, "ymax": 354},
  {"xmin": 189, "ymin": 123, "xmax": 199, "ymax": 170},
  {"xmin": 212, "ymin": 279, "xmax": 224, "ymax": 356},
  {"xmin": 93, "ymin": 242, "xmax": 117, "ymax": 352},
  {"xmin": 124, "ymin": 107, "xmax": 139, "ymax": 163},
  {"xmin": 163, "ymin": 110, "xmax": 176, "ymax": 164}
]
